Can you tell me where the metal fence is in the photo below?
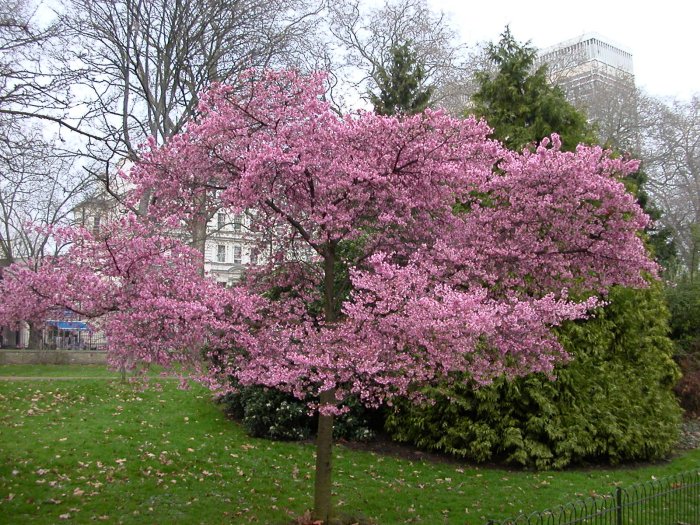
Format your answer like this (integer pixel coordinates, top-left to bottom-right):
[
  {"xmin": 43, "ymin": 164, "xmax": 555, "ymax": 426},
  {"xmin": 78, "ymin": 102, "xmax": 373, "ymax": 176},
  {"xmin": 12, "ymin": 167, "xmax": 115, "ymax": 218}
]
[
  {"xmin": 486, "ymin": 470, "xmax": 700, "ymax": 525},
  {"xmin": 42, "ymin": 324, "xmax": 107, "ymax": 351}
]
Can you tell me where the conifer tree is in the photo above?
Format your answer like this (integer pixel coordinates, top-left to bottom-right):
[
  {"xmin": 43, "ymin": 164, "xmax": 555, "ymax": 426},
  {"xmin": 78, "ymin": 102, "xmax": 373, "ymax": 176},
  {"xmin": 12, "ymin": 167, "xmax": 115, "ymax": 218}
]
[
  {"xmin": 369, "ymin": 41, "xmax": 433, "ymax": 116},
  {"xmin": 470, "ymin": 27, "xmax": 594, "ymax": 151}
]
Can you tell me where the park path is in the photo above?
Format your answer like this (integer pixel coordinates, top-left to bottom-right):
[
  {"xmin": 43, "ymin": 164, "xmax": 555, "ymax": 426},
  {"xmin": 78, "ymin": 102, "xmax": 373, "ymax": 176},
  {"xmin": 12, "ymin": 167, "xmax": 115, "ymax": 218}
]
[
  {"xmin": 0, "ymin": 375, "xmax": 178, "ymax": 380},
  {"xmin": 0, "ymin": 376, "xmax": 118, "ymax": 380}
]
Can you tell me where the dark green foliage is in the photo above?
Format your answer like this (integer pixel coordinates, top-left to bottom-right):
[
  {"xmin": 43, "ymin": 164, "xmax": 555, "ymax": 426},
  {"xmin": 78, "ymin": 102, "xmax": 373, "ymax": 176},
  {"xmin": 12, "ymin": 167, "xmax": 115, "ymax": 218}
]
[
  {"xmin": 666, "ymin": 278, "xmax": 700, "ymax": 414},
  {"xmin": 220, "ymin": 386, "xmax": 379, "ymax": 442},
  {"xmin": 666, "ymin": 279, "xmax": 700, "ymax": 353},
  {"xmin": 470, "ymin": 27, "xmax": 594, "ymax": 151},
  {"xmin": 332, "ymin": 397, "xmax": 384, "ymax": 442},
  {"xmin": 369, "ymin": 41, "xmax": 433, "ymax": 117},
  {"xmin": 687, "ymin": 224, "xmax": 700, "ymax": 283},
  {"xmin": 437, "ymin": 27, "xmax": 683, "ymax": 469},
  {"xmin": 675, "ymin": 356, "xmax": 700, "ymax": 416},
  {"xmin": 648, "ymin": 225, "xmax": 679, "ymax": 275},
  {"xmin": 386, "ymin": 284, "xmax": 682, "ymax": 469},
  {"xmin": 222, "ymin": 386, "xmax": 314, "ymax": 441}
]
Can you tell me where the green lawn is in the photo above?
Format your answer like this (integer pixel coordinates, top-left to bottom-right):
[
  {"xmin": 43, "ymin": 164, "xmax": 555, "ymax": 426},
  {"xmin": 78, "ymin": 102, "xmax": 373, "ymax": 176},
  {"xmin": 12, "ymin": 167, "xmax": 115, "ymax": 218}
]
[
  {"xmin": 0, "ymin": 364, "xmax": 170, "ymax": 379},
  {"xmin": 0, "ymin": 365, "xmax": 698, "ymax": 524},
  {"xmin": 0, "ymin": 364, "xmax": 119, "ymax": 378}
]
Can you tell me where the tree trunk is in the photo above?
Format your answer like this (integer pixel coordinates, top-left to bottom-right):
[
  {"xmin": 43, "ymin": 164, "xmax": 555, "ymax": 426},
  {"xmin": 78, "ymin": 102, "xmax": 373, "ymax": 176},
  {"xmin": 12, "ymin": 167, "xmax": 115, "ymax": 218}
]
[
  {"xmin": 190, "ymin": 194, "xmax": 210, "ymax": 277},
  {"xmin": 191, "ymin": 216, "xmax": 208, "ymax": 277},
  {"xmin": 27, "ymin": 321, "xmax": 42, "ymax": 349},
  {"xmin": 312, "ymin": 244, "xmax": 338, "ymax": 523},
  {"xmin": 313, "ymin": 389, "xmax": 335, "ymax": 523}
]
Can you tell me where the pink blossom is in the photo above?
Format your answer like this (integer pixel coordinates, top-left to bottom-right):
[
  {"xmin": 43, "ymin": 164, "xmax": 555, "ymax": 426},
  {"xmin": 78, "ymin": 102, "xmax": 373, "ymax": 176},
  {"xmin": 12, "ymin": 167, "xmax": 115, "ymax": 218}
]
[{"xmin": 0, "ymin": 70, "xmax": 655, "ymax": 415}]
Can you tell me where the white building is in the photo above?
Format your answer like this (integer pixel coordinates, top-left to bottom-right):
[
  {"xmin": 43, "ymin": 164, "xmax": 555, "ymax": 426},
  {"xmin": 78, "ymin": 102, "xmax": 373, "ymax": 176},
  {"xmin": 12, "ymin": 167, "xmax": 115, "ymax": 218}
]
[
  {"xmin": 539, "ymin": 33, "xmax": 634, "ymax": 94},
  {"xmin": 205, "ymin": 210, "xmax": 260, "ymax": 286},
  {"xmin": 539, "ymin": 33, "xmax": 639, "ymax": 150}
]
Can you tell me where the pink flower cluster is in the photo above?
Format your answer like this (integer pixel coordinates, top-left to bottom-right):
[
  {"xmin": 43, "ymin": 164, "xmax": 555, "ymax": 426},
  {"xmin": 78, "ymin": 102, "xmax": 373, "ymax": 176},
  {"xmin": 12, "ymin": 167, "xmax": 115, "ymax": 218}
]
[{"xmin": 0, "ymin": 70, "xmax": 655, "ymax": 413}]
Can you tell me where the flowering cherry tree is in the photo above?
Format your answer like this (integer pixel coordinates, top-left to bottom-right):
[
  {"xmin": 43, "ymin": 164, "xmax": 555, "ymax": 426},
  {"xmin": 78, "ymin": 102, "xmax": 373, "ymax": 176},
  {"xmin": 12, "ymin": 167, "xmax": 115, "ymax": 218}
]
[{"xmin": 0, "ymin": 71, "xmax": 655, "ymax": 522}]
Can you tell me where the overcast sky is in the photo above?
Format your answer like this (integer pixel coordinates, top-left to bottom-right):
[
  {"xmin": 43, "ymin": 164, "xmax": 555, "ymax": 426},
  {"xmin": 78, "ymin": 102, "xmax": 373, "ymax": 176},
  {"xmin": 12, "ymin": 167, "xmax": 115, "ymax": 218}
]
[{"xmin": 427, "ymin": 0, "xmax": 699, "ymax": 100}]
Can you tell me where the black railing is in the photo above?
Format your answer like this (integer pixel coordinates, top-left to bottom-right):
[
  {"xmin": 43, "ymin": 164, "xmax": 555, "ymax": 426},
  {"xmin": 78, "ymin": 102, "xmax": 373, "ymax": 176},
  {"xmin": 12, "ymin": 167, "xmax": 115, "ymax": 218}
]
[
  {"xmin": 41, "ymin": 322, "xmax": 106, "ymax": 351},
  {"xmin": 486, "ymin": 470, "xmax": 700, "ymax": 524}
]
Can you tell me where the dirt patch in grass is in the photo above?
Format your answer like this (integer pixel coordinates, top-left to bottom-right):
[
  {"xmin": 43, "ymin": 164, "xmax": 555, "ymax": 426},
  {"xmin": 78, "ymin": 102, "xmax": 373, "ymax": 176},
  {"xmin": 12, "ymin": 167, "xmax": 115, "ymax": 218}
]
[{"xmin": 337, "ymin": 433, "xmax": 470, "ymax": 466}]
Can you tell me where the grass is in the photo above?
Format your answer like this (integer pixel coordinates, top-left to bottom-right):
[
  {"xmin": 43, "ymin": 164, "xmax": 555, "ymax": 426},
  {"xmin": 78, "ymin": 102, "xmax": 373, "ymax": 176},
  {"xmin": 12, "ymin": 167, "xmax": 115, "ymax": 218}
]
[
  {"xmin": 0, "ymin": 364, "xmax": 119, "ymax": 378},
  {"xmin": 0, "ymin": 365, "xmax": 698, "ymax": 524},
  {"xmin": 0, "ymin": 364, "xmax": 172, "ymax": 379}
]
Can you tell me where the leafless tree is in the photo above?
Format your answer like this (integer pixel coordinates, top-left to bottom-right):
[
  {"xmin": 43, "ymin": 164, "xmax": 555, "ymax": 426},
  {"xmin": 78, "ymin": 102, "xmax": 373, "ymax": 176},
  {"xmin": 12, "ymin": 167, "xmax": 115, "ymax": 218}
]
[
  {"xmin": 539, "ymin": 42, "xmax": 589, "ymax": 87},
  {"xmin": 0, "ymin": 0, "xmax": 99, "ymax": 140},
  {"xmin": 586, "ymin": 82, "xmax": 641, "ymax": 153},
  {"xmin": 560, "ymin": 79, "xmax": 642, "ymax": 153},
  {"xmin": 0, "ymin": 147, "xmax": 92, "ymax": 346},
  {"xmin": 539, "ymin": 45, "xmax": 641, "ymax": 152},
  {"xmin": 59, "ymin": 0, "xmax": 322, "ymax": 202},
  {"xmin": 0, "ymin": 130, "xmax": 91, "ymax": 264},
  {"xmin": 0, "ymin": 0, "xmax": 94, "ymax": 266},
  {"xmin": 641, "ymin": 95, "xmax": 700, "ymax": 279}
]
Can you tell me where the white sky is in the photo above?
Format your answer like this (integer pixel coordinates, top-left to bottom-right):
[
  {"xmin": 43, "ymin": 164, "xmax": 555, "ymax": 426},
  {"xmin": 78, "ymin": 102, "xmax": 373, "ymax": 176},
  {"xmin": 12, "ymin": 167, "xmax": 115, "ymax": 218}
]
[{"xmin": 428, "ymin": 0, "xmax": 700, "ymax": 100}]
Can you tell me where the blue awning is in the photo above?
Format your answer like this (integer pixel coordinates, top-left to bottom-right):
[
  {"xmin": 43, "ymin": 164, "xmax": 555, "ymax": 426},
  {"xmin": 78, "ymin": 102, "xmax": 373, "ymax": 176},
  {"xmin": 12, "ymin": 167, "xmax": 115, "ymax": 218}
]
[{"xmin": 46, "ymin": 321, "xmax": 90, "ymax": 331}]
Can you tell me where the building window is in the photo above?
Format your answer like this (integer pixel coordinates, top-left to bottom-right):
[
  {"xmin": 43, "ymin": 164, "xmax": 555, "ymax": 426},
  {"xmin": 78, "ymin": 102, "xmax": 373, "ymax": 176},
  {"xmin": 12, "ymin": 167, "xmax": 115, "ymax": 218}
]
[
  {"xmin": 250, "ymin": 247, "xmax": 258, "ymax": 266},
  {"xmin": 217, "ymin": 212, "xmax": 225, "ymax": 230},
  {"xmin": 93, "ymin": 215, "xmax": 101, "ymax": 235},
  {"xmin": 216, "ymin": 245, "xmax": 226, "ymax": 263},
  {"xmin": 233, "ymin": 214, "xmax": 242, "ymax": 233},
  {"xmin": 233, "ymin": 245, "xmax": 242, "ymax": 265}
]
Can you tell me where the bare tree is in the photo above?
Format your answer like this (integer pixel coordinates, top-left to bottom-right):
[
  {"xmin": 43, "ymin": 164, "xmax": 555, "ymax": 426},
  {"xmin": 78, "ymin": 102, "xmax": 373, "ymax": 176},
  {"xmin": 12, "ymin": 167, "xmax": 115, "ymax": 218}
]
[
  {"xmin": 0, "ymin": 0, "xmax": 102, "ymax": 347},
  {"xmin": 0, "ymin": 0, "xmax": 100, "ymax": 141},
  {"xmin": 641, "ymin": 95, "xmax": 700, "ymax": 279},
  {"xmin": 586, "ymin": 82, "xmax": 641, "ymax": 152},
  {"xmin": 0, "ymin": 130, "xmax": 91, "ymax": 264},
  {"xmin": 538, "ymin": 38, "xmax": 640, "ymax": 152},
  {"xmin": 0, "ymin": 147, "xmax": 92, "ymax": 347},
  {"xmin": 60, "ymin": 0, "xmax": 322, "ymax": 197},
  {"xmin": 0, "ymin": 0, "xmax": 94, "ymax": 266}
]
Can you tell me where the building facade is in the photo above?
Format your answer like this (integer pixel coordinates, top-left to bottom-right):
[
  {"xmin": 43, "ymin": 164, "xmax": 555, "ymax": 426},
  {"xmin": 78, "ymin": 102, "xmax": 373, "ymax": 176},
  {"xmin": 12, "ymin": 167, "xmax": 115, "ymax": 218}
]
[
  {"xmin": 539, "ymin": 33, "xmax": 639, "ymax": 150},
  {"xmin": 539, "ymin": 33, "xmax": 635, "ymax": 105},
  {"xmin": 205, "ymin": 210, "xmax": 260, "ymax": 286}
]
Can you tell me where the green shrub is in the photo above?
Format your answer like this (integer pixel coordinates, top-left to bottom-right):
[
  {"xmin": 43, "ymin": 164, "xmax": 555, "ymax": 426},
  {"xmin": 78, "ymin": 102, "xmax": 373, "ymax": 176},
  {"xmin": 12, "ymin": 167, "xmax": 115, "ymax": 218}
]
[
  {"xmin": 666, "ymin": 279, "xmax": 700, "ymax": 353},
  {"xmin": 221, "ymin": 386, "xmax": 314, "ymax": 441},
  {"xmin": 665, "ymin": 279, "xmax": 700, "ymax": 414},
  {"xmin": 220, "ymin": 386, "xmax": 380, "ymax": 442},
  {"xmin": 386, "ymin": 284, "xmax": 683, "ymax": 469}
]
